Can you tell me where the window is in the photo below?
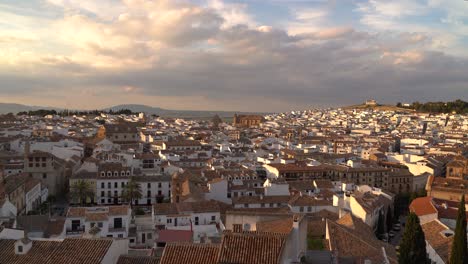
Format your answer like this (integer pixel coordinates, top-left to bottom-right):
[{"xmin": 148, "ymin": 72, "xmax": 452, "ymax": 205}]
[
  {"xmin": 71, "ymin": 220, "xmax": 81, "ymax": 231},
  {"xmin": 211, "ymin": 215, "xmax": 216, "ymax": 221},
  {"xmin": 227, "ymin": 193, "xmax": 231, "ymax": 198},
  {"xmin": 42, "ymin": 173, "xmax": 47, "ymax": 179},
  {"xmin": 147, "ymin": 233, "xmax": 152, "ymax": 239},
  {"xmin": 121, "ymin": 182, "xmax": 125, "ymax": 187},
  {"xmin": 130, "ymin": 239, "xmax": 135, "ymax": 243},
  {"xmin": 101, "ymin": 182, "xmax": 105, "ymax": 188},
  {"xmin": 158, "ymin": 182, "xmax": 162, "ymax": 188},
  {"xmin": 101, "ymin": 191, "xmax": 105, "ymax": 197},
  {"xmin": 118, "ymin": 234, "xmax": 124, "ymax": 238},
  {"xmin": 101, "ymin": 199, "xmax": 105, "ymax": 204},
  {"xmin": 101, "ymin": 172, "xmax": 105, "ymax": 177},
  {"xmin": 299, "ymin": 207, "xmax": 304, "ymax": 212},
  {"xmin": 114, "ymin": 182, "xmax": 118, "ymax": 188},
  {"xmin": 108, "ymin": 182, "xmax": 111, "ymax": 188},
  {"xmin": 269, "ymin": 203, "xmax": 274, "ymax": 207},
  {"xmin": 114, "ymin": 218, "xmax": 123, "ymax": 229},
  {"xmin": 158, "ymin": 190, "xmax": 162, "ymax": 196},
  {"xmin": 98, "ymin": 222, "xmax": 103, "ymax": 228},
  {"xmin": 90, "ymin": 222, "xmax": 95, "ymax": 228},
  {"xmin": 18, "ymin": 246, "xmax": 23, "ymax": 253},
  {"xmin": 107, "ymin": 235, "xmax": 113, "ymax": 238},
  {"xmin": 244, "ymin": 203, "xmax": 249, "ymax": 208},
  {"xmin": 167, "ymin": 218, "xmax": 172, "ymax": 224},
  {"xmin": 114, "ymin": 171, "xmax": 119, "ymax": 177},
  {"xmin": 147, "ymin": 183, "xmax": 151, "ymax": 188},
  {"xmin": 194, "ymin": 217, "xmax": 199, "ymax": 225},
  {"xmin": 261, "ymin": 203, "xmax": 265, "ymax": 208}
]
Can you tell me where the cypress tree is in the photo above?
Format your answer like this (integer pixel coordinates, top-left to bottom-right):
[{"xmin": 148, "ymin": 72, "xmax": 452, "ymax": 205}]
[
  {"xmin": 450, "ymin": 195, "xmax": 468, "ymax": 264},
  {"xmin": 398, "ymin": 212, "xmax": 427, "ymax": 264},
  {"xmin": 386, "ymin": 206, "xmax": 393, "ymax": 233}
]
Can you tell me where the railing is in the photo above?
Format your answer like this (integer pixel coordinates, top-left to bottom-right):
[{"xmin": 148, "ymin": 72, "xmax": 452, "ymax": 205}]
[
  {"xmin": 66, "ymin": 228, "xmax": 84, "ymax": 235},
  {"xmin": 109, "ymin": 227, "xmax": 126, "ymax": 233}
]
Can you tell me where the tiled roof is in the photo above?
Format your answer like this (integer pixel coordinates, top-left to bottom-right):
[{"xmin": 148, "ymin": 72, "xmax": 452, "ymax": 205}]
[
  {"xmin": 217, "ymin": 231, "xmax": 288, "ymax": 264},
  {"xmin": 159, "ymin": 243, "xmax": 219, "ymax": 264},
  {"xmin": 421, "ymin": 220, "xmax": 453, "ymax": 263},
  {"xmin": 0, "ymin": 238, "xmax": 113, "ymax": 264},
  {"xmin": 232, "ymin": 195, "xmax": 290, "ymax": 204},
  {"xmin": 327, "ymin": 215, "xmax": 397, "ymax": 264},
  {"xmin": 256, "ymin": 217, "xmax": 293, "ymax": 234},
  {"xmin": 117, "ymin": 255, "xmax": 160, "ymax": 264},
  {"xmin": 153, "ymin": 201, "xmax": 220, "ymax": 215},
  {"xmin": 156, "ymin": 230, "xmax": 193, "ymax": 243},
  {"xmin": 409, "ymin": 197, "xmax": 438, "ymax": 216}
]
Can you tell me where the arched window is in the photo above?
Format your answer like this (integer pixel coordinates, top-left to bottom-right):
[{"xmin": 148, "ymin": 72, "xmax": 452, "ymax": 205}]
[
  {"xmin": 107, "ymin": 171, "xmax": 112, "ymax": 177},
  {"xmin": 114, "ymin": 171, "xmax": 119, "ymax": 177}
]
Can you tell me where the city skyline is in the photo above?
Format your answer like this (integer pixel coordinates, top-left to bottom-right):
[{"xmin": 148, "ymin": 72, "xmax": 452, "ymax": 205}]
[{"xmin": 1, "ymin": 0, "xmax": 467, "ymax": 112}]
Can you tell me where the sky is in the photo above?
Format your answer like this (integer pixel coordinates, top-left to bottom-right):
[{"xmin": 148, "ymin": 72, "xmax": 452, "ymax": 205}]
[{"xmin": 0, "ymin": 0, "xmax": 467, "ymax": 112}]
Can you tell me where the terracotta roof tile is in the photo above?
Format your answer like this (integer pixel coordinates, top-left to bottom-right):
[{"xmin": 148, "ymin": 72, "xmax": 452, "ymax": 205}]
[{"xmin": 160, "ymin": 243, "xmax": 219, "ymax": 264}]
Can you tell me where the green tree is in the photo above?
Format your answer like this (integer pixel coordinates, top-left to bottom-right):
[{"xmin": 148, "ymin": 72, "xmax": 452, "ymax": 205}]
[
  {"xmin": 122, "ymin": 177, "xmax": 142, "ymax": 207},
  {"xmin": 376, "ymin": 211, "xmax": 386, "ymax": 237},
  {"xmin": 399, "ymin": 212, "xmax": 427, "ymax": 264},
  {"xmin": 212, "ymin": 114, "xmax": 223, "ymax": 130},
  {"xmin": 386, "ymin": 206, "xmax": 393, "ymax": 233},
  {"xmin": 70, "ymin": 180, "xmax": 94, "ymax": 206},
  {"xmin": 450, "ymin": 195, "xmax": 468, "ymax": 264}
]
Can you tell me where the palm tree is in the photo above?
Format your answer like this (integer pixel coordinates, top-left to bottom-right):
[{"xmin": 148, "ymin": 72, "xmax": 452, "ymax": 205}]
[
  {"xmin": 70, "ymin": 180, "xmax": 94, "ymax": 206},
  {"xmin": 122, "ymin": 177, "xmax": 142, "ymax": 208}
]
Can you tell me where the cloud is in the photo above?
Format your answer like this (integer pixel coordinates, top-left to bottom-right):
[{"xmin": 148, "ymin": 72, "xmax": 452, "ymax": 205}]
[{"xmin": 0, "ymin": 0, "xmax": 467, "ymax": 112}]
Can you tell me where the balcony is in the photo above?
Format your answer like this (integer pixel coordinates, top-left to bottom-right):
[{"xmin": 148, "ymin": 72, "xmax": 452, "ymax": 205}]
[
  {"xmin": 66, "ymin": 228, "xmax": 84, "ymax": 235},
  {"xmin": 109, "ymin": 227, "xmax": 126, "ymax": 233}
]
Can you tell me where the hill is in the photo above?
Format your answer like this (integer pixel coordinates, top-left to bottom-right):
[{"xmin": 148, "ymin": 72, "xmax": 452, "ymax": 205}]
[
  {"xmin": 342, "ymin": 103, "xmax": 414, "ymax": 112},
  {"xmin": 0, "ymin": 103, "xmax": 266, "ymax": 120},
  {"xmin": 107, "ymin": 104, "xmax": 266, "ymax": 120},
  {"xmin": 0, "ymin": 103, "xmax": 59, "ymax": 114}
]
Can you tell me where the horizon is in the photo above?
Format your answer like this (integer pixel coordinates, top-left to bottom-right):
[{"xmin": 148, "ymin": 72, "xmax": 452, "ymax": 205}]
[{"xmin": 1, "ymin": 0, "xmax": 467, "ymax": 111}]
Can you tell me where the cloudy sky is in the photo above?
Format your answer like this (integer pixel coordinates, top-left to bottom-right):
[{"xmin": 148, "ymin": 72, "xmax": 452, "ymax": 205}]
[{"xmin": 0, "ymin": 0, "xmax": 467, "ymax": 112}]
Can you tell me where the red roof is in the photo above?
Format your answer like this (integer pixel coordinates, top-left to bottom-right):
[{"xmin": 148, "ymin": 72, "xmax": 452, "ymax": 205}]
[
  {"xmin": 409, "ymin": 197, "xmax": 438, "ymax": 216},
  {"xmin": 157, "ymin": 230, "xmax": 193, "ymax": 243}
]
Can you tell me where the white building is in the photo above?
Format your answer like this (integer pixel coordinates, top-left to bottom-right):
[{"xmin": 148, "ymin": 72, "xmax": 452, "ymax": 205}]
[{"xmin": 65, "ymin": 205, "xmax": 131, "ymax": 238}]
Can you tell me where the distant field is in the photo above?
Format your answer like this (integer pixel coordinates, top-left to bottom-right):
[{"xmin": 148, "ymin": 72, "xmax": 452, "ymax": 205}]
[{"xmin": 342, "ymin": 104, "xmax": 415, "ymax": 112}]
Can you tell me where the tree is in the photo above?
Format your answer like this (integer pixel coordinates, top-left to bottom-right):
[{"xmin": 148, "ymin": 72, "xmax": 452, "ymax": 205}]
[
  {"xmin": 386, "ymin": 206, "xmax": 393, "ymax": 233},
  {"xmin": 212, "ymin": 114, "xmax": 223, "ymax": 130},
  {"xmin": 70, "ymin": 180, "xmax": 94, "ymax": 206},
  {"xmin": 122, "ymin": 177, "xmax": 142, "ymax": 207},
  {"xmin": 399, "ymin": 212, "xmax": 427, "ymax": 264},
  {"xmin": 450, "ymin": 195, "xmax": 468, "ymax": 264},
  {"xmin": 376, "ymin": 211, "xmax": 385, "ymax": 237}
]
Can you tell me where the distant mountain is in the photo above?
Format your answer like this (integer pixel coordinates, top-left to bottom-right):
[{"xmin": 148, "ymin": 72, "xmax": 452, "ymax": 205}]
[
  {"xmin": 107, "ymin": 104, "xmax": 266, "ymax": 119},
  {"xmin": 0, "ymin": 102, "xmax": 266, "ymax": 120},
  {"xmin": 0, "ymin": 103, "xmax": 60, "ymax": 114}
]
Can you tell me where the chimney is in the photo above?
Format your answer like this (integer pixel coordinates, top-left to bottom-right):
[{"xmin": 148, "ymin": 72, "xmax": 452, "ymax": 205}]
[
  {"xmin": 292, "ymin": 215, "xmax": 301, "ymax": 262},
  {"xmin": 24, "ymin": 140, "xmax": 30, "ymax": 159},
  {"xmin": 15, "ymin": 236, "xmax": 32, "ymax": 255}
]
